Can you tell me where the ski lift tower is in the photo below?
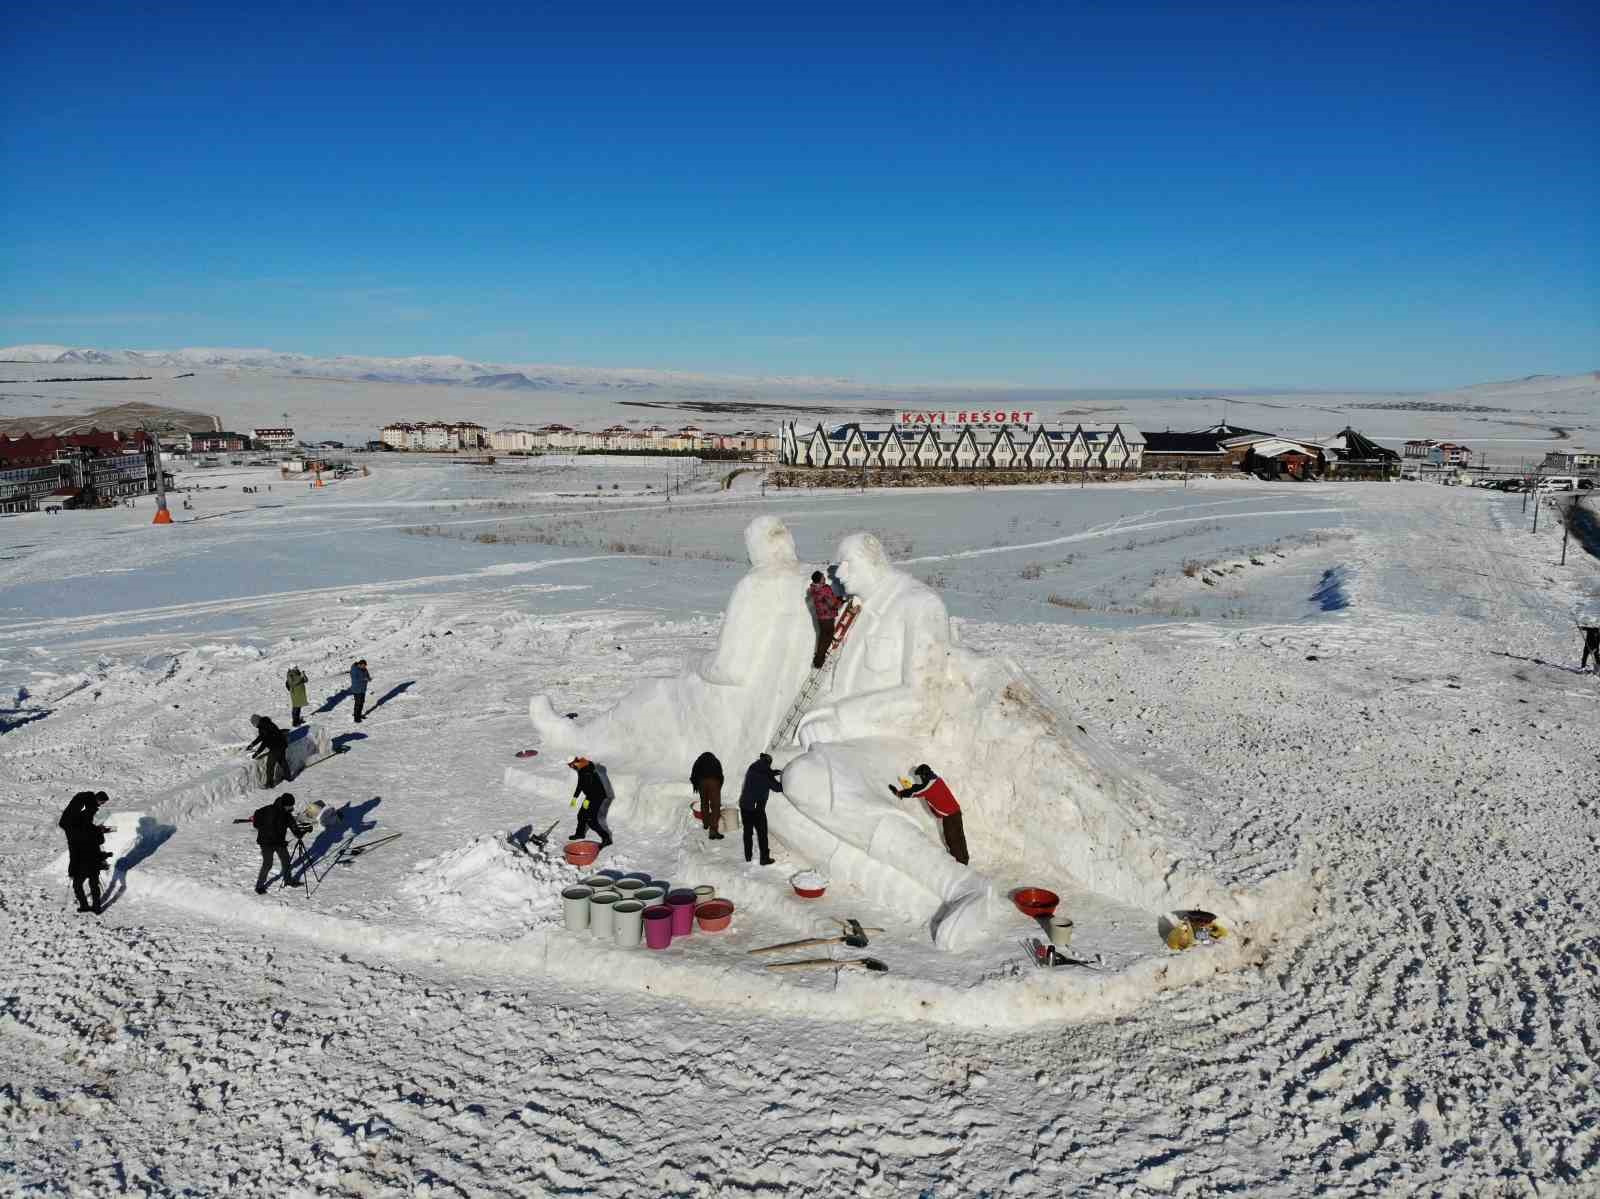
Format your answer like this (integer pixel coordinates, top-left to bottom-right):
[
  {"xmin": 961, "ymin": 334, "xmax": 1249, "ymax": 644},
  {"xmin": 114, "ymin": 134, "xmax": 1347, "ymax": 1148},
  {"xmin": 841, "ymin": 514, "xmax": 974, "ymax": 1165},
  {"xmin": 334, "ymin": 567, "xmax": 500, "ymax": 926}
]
[{"xmin": 148, "ymin": 426, "xmax": 173, "ymax": 524}]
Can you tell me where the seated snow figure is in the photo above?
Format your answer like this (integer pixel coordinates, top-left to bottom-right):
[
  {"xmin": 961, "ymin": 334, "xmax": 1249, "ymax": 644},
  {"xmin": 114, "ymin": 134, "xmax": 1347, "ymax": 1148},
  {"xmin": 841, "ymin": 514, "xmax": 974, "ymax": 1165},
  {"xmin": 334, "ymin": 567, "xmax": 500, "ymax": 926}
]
[
  {"xmin": 528, "ymin": 516, "xmax": 815, "ymax": 769},
  {"xmin": 769, "ymin": 533, "xmax": 995, "ymax": 949},
  {"xmin": 770, "ymin": 531, "xmax": 1258, "ymax": 952}
]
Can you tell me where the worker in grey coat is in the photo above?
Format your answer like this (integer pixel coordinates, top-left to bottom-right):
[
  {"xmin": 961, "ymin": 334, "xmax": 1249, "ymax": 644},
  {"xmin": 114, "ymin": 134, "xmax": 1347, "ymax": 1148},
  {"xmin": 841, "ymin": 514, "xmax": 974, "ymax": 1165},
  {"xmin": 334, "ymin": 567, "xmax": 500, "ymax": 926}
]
[{"xmin": 350, "ymin": 659, "xmax": 371, "ymax": 722}]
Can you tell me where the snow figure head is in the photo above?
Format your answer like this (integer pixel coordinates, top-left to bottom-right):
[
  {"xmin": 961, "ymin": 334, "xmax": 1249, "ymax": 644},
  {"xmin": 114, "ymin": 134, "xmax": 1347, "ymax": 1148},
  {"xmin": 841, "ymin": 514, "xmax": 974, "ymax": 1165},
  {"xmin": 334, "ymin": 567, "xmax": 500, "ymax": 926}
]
[
  {"xmin": 744, "ymin": 516, "xmax": 798, "ymax": 568},
  {"xmin": 836, "ymin": 532, "xmax": 891, "ymax": 598}
]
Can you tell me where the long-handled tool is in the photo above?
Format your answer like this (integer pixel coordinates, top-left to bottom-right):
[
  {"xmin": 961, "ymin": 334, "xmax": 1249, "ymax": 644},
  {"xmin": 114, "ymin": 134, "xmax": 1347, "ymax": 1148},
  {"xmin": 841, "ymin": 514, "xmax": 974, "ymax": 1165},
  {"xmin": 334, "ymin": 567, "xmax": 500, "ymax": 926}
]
[
  {"xmin": 765, "ymin": 957, "xmax": 889, "ymax": 974},
  {"xmin": 508, "ymin": 820, "xmax": 558, "ymax": 856},
  {"xmin": 341, "ymin": 831, "xmax": 403, "ymax": 861},
  {"xmin": 748, "ymin": 918, "xmax": 882, "ymax": 955}
]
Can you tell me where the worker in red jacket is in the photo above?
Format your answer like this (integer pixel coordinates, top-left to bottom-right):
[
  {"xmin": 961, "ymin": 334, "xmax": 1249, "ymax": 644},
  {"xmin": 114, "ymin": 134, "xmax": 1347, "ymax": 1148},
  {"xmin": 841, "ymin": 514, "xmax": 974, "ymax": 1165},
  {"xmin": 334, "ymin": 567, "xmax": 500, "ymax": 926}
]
[
  {"xmin": 807, "ymin": 570, "xmax": 842, "ymax": 669},
  {"xmin": 890, "ymin": 764, "xmax": 968, "ymax": 865}
]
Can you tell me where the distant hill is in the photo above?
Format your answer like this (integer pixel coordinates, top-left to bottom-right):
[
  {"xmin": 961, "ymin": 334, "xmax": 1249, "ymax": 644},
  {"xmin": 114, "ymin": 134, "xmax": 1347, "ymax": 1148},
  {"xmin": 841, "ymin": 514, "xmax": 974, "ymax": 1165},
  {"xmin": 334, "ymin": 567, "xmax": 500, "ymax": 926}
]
[
  {"xmin": 468, "ymin": 372, "xmax": 549, "ymax": 390},
  {"xmin": 0, "ymin": 400, "xmax": 221, "ymax": 438}
]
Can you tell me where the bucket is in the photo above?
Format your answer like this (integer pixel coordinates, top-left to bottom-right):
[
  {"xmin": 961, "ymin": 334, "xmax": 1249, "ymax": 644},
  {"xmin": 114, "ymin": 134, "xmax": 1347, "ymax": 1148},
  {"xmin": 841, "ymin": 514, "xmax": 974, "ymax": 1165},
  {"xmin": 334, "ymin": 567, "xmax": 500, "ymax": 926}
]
[
  {"xmin": 693, "ymin": 884, "xmax": 716, "ymax": 901},
  {"xmin": 666, "ymin": 890, "xmax": 698, "ymax": 937},
  {"xmin": 578, "ymin": 875, "xmax": 610, "ymax": 890},
  {"xmin": 1047, "ymin": 916, "xmax": 1074, "ymax": 948},
  {"xmin": 613, "ymin": 900, "xmax": 645, "ymax": 948},
  {"xmin": 589, "ymin": 890, "xmax": 621, "ymax": 940},
  {"xmin": 621, "ymin": 871, "xmax": 652, "ymax": 885},
  {"xmin": 643, "ymin": 905, "xmax": 673, "ymax": 949},
  {"xmin": 614, "ymin": 878, "xmax": 645, "ymax": 897},
  {"xmin": 561, "ymin": 886, "xmax": 593, "ymax": 932},
  {"xmin": 634, "ymin": 886, "xmax": 665, "ymax": 907}
]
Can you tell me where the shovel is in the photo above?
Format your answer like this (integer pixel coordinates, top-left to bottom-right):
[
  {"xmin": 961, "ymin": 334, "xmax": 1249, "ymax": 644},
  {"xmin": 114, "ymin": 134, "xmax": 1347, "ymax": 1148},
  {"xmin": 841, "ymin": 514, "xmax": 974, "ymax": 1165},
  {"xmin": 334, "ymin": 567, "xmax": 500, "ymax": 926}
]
[
  {"xmin": 765, "ymin": 957, "xmax": 889, "ymax": 974},
  {"xmin": 749, "ymin": 918, "xmax": 882, "ymax": 955}
]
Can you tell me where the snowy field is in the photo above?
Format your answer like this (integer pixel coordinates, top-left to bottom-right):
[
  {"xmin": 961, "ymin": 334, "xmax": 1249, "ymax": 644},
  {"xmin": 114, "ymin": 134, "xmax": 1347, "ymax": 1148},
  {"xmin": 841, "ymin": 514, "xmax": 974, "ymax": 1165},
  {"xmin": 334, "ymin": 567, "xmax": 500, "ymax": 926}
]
[
  {"xmin": 3, "ymin": 347, "xmax": 1597, "ymax": 467},
  {"xmin": 3, "ymin": 454, "xmax": 1599, "ymax": 1196}
]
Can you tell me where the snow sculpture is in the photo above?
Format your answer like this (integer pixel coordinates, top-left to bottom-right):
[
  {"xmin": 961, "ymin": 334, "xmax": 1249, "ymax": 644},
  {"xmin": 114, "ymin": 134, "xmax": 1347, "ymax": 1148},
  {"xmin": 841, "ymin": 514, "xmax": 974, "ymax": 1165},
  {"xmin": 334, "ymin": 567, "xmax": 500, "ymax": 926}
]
[
  {"xmin": 772, "ymin": 533, "xmax": 994, "ymax": 949},
  {"xmin": 530, "ymin": 518, "xmax": 1254, "ymax": 952},
  {"xmin": 528, "ymin": 516, "xmax": 815, "ymax": 769}
]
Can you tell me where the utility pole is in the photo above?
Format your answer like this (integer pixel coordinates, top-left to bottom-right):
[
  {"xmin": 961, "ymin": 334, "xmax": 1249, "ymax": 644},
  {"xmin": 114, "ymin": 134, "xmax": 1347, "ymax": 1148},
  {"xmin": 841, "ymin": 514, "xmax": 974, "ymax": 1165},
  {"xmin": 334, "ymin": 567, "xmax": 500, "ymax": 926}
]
[{"xmin": 1532, "ymin": 469, "xmax": 1544, "ymax": 533}]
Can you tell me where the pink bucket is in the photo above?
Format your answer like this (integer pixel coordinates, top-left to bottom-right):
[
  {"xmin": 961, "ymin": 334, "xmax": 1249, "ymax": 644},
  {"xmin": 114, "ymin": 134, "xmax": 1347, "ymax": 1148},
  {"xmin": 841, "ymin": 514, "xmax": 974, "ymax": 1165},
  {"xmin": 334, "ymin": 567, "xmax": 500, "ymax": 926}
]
[
  {"xmin": 666, "ymin": 890, "xmax": 697, "ymax": 937},
  {"xmin": 643, "ymin": 905, "xmax": 673, "ymax": 950}
]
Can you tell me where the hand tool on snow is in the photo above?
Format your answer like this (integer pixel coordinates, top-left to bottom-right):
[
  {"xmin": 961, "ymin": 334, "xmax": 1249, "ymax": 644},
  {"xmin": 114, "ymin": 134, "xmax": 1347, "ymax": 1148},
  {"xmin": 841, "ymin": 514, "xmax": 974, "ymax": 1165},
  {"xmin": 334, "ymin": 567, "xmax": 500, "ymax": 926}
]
[
  {"xmin": 748, "ymin": 918, "xmax": 882, "ymax": 955},
  {"xmin": 340, "ymin": 832, "xmax": 403, "ymax": 861},
  {"xmin": 764, "ymin": 956, "xmax": 889, "ymax": 974}
]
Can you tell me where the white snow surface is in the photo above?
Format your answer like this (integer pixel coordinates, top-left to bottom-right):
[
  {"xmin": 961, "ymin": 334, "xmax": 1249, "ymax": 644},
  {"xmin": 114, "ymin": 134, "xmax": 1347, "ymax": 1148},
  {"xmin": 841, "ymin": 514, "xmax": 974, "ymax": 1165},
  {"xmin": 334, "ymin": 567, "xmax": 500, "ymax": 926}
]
[{"xmin": 2, "ymin": 453, "xmax": 1598, "ymax": 1195}]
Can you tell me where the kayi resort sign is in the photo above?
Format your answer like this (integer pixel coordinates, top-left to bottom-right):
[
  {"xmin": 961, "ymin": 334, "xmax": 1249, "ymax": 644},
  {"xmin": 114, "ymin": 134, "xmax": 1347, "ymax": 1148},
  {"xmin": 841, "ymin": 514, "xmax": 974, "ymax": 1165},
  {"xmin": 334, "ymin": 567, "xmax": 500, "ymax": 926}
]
[{"xmin": 898, "ymin": 409, "xmax": 1038, "ymax": 428}]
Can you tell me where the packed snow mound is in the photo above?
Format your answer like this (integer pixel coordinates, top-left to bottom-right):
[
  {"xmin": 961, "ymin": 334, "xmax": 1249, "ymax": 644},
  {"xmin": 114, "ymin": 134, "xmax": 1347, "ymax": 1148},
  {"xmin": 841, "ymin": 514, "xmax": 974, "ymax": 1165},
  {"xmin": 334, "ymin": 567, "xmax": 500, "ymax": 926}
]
[
  {"xmin": 400, "ymin": 833, "xmax": 570, "ymax": 931},
  {"xmin": 529, "ymin": 518, "xmax": 1292, "ymax": 951}
]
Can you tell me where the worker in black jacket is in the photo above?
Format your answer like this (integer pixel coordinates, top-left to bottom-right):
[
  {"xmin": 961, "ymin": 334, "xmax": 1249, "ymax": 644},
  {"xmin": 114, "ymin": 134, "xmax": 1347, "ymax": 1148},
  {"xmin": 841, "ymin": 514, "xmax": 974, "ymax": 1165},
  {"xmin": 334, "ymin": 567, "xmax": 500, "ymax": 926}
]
[
  {"xmin": 739, "ymin": 753, "xmax": 783, "ymax": 866},
  {"xmin": 567, "ymin": 756, "xmax": 613, "ymax": 848},
  {"xmin": 690, "ymin": 750, "xmax": 725, "ymax": 840},
  {"xmin": 58, "ymin": 790, "xmax": 112, "ymax": 913},
  {"xmin": 246, "ymin": 714, "xmax": 291, "ymax": 787},
  {"xmin": 252, "ymin": 793, "xmax": 305, "ymax": 894}
]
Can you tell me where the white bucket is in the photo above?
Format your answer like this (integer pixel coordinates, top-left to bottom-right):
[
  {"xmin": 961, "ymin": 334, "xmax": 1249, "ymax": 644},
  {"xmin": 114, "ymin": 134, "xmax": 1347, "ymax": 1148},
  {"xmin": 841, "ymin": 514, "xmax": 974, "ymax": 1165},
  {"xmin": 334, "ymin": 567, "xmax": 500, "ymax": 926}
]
[
  {"xmin": 589, "ymin": 890, "xmax": 621, "ymax": 939},
  {"xmin": 693, "ymin": 884, "xmax": 716, "ymax": 901},
  {"xmin": 634, "ymin": 886, "xmax": 665, "ymax": 907},
  {"xmin": 613, "ymin": 900, "xmax": 645, "ymax": 948},
  {"xmin": 614, "ymin": 878, "xmax": 645, "ymax": 897},
  {"xmin": 1048, "ymin": 916, "xmax": 1074, "ymax": 948},
  {"xmin": 562, "ymin": 886, "xmax": 594, "ymax": 933}
]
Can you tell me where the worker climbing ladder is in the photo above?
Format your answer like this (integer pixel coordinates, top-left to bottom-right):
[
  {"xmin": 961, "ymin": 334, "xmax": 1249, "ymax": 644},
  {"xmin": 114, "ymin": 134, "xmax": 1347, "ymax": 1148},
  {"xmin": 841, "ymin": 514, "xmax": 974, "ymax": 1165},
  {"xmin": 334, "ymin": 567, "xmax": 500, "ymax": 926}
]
[{"xmin": 768, "ymin": 597, "xmax": 862, "ymax": 751}]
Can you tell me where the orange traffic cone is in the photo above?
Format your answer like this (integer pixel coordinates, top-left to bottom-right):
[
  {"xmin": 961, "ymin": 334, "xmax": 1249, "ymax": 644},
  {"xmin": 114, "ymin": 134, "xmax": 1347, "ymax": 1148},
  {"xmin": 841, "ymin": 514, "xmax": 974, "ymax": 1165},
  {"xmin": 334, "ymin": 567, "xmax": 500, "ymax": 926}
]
[{"xmin": 152, "ymin": 507, "xmax": 173, "ymax": 524}]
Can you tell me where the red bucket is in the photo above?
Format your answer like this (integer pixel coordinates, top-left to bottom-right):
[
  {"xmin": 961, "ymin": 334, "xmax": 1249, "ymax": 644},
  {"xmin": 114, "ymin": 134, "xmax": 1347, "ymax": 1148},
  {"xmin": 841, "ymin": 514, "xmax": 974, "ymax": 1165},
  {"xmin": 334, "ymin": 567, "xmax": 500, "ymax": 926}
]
[
  {"xmin": 643, "ymin": 905, "xmax": 673, "ymax": 949},
  {"xmin": 1012, "ymin": 887, "xmax": 1060, "ymax": 919}
]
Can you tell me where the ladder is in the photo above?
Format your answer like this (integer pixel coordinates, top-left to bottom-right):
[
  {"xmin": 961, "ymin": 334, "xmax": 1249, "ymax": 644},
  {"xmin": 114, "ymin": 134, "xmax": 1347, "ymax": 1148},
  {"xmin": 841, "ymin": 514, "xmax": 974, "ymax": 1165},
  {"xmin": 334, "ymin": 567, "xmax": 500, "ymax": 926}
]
[{"xmin": 768, "ymin": 599, "xmax": 861, "ymax": 751}]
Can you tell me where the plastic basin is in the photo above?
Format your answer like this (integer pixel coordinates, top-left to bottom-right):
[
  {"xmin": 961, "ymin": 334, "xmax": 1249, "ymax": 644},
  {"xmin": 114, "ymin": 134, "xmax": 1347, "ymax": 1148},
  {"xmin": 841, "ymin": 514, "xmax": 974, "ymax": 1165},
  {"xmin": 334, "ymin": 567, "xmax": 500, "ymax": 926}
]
[
  {"xmin": 1012, "ymin": 887, "xmax": 1060, "ymax": 919},
  {"xmin": 564, "ymin": 840, "xmax": 602, "ymax": 867},
  {"xmin": 695, "ymin": 899, "xmax": 735, "ymax": 933}
]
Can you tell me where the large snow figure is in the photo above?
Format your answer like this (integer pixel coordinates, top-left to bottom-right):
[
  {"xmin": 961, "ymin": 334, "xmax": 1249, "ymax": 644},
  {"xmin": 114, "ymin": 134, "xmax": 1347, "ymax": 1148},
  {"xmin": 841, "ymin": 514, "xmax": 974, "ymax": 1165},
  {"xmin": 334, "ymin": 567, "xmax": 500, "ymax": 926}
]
[
  {"xmin": 528, "ymin": 518, "xmax": 1256, "ymax": 952},
  {"xmin": 772, "ymin": 533, "xmax": 994, "ymax": 949},
  {"xmin": 528, "ymin": 516, "xmax": 815, "ymax": 769}
]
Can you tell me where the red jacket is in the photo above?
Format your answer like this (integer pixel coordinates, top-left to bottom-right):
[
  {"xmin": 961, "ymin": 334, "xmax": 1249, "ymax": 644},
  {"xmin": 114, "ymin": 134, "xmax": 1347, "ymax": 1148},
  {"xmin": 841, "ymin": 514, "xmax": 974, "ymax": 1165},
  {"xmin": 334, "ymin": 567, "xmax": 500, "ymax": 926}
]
[
  {"xmin": 910, "ymin": 776, "xmax": 960, "ymax": 818},
  {"xmin": 808, "ymin": 581, "xmax": 842, "ymax": 622}
]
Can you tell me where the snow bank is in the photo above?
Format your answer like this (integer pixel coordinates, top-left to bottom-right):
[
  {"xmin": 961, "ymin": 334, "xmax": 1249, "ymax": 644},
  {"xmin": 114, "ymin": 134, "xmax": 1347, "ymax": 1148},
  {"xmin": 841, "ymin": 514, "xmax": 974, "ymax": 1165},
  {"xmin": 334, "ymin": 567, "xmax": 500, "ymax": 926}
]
[
  {"xmin": 146, "ymin": 723, "xmax": 333, "ymax": 825},
  {"xmin": 119, "ymin": 865, "xmax": 1310, "ymax": 1030}
]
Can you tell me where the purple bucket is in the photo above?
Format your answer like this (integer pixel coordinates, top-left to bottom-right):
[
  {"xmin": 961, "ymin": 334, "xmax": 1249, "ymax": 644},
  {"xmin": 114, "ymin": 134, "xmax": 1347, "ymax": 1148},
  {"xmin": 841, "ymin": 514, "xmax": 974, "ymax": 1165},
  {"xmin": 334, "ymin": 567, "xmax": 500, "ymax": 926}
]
[
  {"xmin": 643, "ymin": 905, "xmax": 674, "ymax": 950},
  {"xmin": 666, "ymin": 890, "xmax": 698, "ymax": 937}
]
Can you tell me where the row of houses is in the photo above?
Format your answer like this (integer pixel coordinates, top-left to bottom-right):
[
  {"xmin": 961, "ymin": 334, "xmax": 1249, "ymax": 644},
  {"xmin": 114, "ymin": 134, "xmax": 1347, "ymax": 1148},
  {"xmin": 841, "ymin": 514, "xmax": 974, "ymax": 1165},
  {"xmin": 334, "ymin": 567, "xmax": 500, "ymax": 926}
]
[
  {"xmin": 381, "ymin": 421, "xmax": 776, "ymax": 455},
  {"xmin": 779, "ymin": 420, "xmax": 1402, "ymax": 480},
  {"xmin": 0, "ymin": 431, "xmax": 169, "ymax": 513}
]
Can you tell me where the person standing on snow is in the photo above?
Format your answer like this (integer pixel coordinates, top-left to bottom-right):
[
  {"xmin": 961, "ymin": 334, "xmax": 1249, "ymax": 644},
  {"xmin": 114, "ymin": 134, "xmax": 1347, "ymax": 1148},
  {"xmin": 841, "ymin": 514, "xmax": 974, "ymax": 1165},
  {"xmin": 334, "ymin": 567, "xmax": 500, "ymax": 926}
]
[
  {"xmin": 1582, "ymin": 625, "xmax": 1600, "ymax": 672},
  {"xmin": 890, "ymin": 764, "xmax": 969, "ymax": 865},
  {"xmin": 690, "ymin": 750, "xmax": 725, "ymax": 840},
  {"xmin": 58, "ymin": 790, "xmax": 112, "ymax": 913},
  {"xmin": 739, "ymin": 753, "xmax": 783, "ymax": 865},
  {"xmin": 251, "ymin": 793, "xmax": 305, "ymax": 894},
  {"xmin": 567, "ymin": 756, "xmax": 613, "ymax": 848},
  {"xmin": 285, "ymin": 666, "xmax": 308, "ymax": 726},
  {"xmin": 807, "ymin": 570, "xmax": 842, "ymax": 669},
  {"xmin": 350, "ymin": 659, "xmax": 371, "ymax": 722},
  {"xmin": 246, "ymin": 714, "xmax": 291, "ymax": 786}
]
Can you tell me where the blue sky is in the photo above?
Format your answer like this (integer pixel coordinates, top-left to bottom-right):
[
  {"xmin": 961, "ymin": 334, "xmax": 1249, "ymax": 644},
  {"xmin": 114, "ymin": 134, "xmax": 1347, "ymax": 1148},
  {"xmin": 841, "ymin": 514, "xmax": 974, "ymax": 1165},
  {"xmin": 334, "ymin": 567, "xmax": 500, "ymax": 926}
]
[{"xmin": 2, "ymin": 1, "xmax": 1594, "ymax": 389}]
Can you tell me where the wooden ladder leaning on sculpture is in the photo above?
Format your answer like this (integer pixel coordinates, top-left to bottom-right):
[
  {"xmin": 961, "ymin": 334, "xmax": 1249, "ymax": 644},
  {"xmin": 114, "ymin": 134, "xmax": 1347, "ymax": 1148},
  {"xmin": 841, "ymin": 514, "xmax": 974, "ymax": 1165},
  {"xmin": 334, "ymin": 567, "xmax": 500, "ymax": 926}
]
[{"xmin": 767, "ymin": 598, "xmax": 862, "ymax": 752}]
